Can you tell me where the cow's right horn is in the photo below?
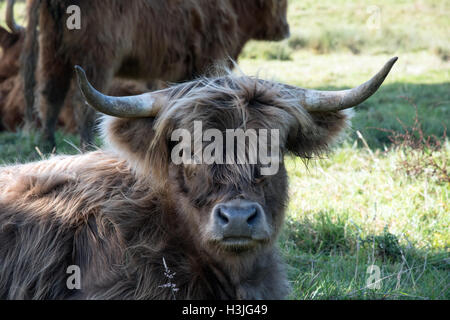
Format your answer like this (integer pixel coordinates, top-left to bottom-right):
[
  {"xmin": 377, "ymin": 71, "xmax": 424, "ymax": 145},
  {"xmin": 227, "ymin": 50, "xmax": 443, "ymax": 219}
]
[
  {"xmin": 6, "ymin": 0, "xmax": 24, "ymax": 33},
  {"xmin": 75, "ymin": 66, "xmax": 164, "ymax": 118},
  {"xmin": 289, "ymin": 57, "xmax": 398, "ymax": 112}
]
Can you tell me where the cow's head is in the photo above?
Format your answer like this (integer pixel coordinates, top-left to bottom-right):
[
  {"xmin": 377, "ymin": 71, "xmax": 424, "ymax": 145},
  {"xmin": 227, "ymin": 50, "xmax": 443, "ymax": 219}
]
[
  {"xmin": 75, "ymin": 58, "xmax": 397, "ymax": 262},
  {"xmin": 0, "ymin": 0, "xmax": 25, "ymax": 82}
]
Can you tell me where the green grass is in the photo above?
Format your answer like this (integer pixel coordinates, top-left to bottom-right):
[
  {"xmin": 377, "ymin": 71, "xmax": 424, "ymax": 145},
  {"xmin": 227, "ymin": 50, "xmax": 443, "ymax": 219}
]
[
  {"xmin": 242, "ymin": 0, "xmax": 450, "ymax": 58},
  {"xmin": 0, "ymin": 0, "xmax": 449, "ymax": 300},
  {"xmin": 0, "ymin": 130, "xmax": 81, "ymax": 164},
  {"xmin": 281, "ymin": 145, "xmax": 449, "ymax": 299}
]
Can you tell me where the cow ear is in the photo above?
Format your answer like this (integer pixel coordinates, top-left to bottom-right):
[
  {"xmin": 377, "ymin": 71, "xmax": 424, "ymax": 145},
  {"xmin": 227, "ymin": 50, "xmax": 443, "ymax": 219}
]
[
  {"xmin": 285, "ymin": 110, "xmax": 351, "ymax": 158},
  {"xmin": 101, "ymin": 117, "xmax": 168, "ymax": 177}
]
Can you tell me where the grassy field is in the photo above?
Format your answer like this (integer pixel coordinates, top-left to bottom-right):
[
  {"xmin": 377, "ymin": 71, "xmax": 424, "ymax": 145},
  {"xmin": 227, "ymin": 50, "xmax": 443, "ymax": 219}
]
[{"xmin": 0, "ymin": 0, "xmax": 449, "ymax": 299}]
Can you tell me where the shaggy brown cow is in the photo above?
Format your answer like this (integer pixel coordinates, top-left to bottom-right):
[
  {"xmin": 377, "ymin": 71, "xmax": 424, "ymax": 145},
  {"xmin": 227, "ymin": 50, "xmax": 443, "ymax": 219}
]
[
  {"xmin": 0, "ymin": 58, "xmax": 397, "ymax": 299},
  {"xmin": 0, "ymin": 0, "xmax": 159, "ymax": 132},
  {"xmin": 23, "ymin": 0, "xmax": 290, "ymax": 151}
]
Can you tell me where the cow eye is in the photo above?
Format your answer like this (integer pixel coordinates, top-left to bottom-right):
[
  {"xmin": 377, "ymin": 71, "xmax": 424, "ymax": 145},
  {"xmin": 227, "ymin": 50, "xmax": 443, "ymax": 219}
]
[
  {"xmin": 253, "ymin": 169, "xmax": 267, "ymax": 185},
  {"xmin": 183, "ymin": 165, "xmax": 197, "ymax": 179}
]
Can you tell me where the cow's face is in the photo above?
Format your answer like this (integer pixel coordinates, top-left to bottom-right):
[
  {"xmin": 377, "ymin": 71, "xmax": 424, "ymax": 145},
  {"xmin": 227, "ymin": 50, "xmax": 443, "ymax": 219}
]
[
  {"xmin": 253, "ymin": 0, "xmax": 290, "ymax": 41},
  {"xmin": 162, "ymin": 104, "xmax": 292, "ymax": 257},
  {"xmin": 170, "ymin": 161, "xmax": 288, "ymax": 256},
  {"xmin": 170, "ymin": 163, "xmax": 287, "ymax": 254},
  {"xmin": 0, "ymin": 27, "xmax": 24, "ymax": 83}
]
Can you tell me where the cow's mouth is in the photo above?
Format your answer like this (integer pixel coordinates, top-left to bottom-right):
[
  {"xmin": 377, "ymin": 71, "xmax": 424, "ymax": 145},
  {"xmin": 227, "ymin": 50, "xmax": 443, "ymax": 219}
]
[
  {"xmin": 221, "ymin": 236, "xmax": 255, "ymax": 249},
  {"xmin": 210, "ymin": 236, "xmax": 270, "ymax": 254},
  {"xmin": 216, "ymin": 238, "xmax": 256, "ymax": 253},
  {"xmin": 222, "ymin": 236, "xmax": 252, "ymax": 244}
]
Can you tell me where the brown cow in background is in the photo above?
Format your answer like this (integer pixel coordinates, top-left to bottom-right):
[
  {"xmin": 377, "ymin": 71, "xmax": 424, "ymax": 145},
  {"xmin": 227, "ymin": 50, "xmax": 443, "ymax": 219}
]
[
  {"xmin": 0, "ymin": 0, "xmax": 157, "ymax": 132},
  {"xmin": 23, "ymin": 0, "xmax": 290, "ymax": 151},
  {"xmin": 0, "ymin": 0, "xmax": 76, "ymax": 132}
]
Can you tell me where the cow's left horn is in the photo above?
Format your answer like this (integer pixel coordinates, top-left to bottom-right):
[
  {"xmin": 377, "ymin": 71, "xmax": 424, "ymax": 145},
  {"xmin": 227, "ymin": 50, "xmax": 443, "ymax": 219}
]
[
  {"xmin": 291, "ymin": 57, "xmax": 398, "ymax": 112},
  {"xmin": 75, "ymin": 66, "xmax": 164, "ymax": 118},
  {"xmin": 6, "ymin": 0, "xmax": 24, "ymax": 33}
]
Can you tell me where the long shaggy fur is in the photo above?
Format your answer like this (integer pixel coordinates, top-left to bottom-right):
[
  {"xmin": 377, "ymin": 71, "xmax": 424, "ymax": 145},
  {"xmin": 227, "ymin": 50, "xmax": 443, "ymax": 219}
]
[
  {"xmin": 0, "ymin": 0, "xmax": 157, "ymax": 132},
  {"xmin": 0, "ymin": 72, "xmax": 348, "ymax": 300}
]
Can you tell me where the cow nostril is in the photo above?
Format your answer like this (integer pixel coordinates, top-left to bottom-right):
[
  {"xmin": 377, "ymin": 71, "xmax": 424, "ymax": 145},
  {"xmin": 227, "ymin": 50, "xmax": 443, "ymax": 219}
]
[
  {"xmin": 246, "ymin": 209, "xmax": 258, "ymax": 225},
  {"xmin": 217, "ymin": 208, "xmax": 229, "ymax": 225}
]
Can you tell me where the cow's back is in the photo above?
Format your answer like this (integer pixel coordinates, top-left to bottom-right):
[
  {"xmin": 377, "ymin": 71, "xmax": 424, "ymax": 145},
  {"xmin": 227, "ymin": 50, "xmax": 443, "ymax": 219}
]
[{"xmin": 48, "ymin": 0, "xmax": 241, "ymax": 81}]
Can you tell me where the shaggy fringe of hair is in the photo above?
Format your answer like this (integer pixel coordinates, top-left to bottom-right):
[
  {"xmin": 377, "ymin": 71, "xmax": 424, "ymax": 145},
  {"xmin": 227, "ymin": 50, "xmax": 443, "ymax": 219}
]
[{"xmin": 102, "ymin": 65, "xmax": 349, "ymax": 185}]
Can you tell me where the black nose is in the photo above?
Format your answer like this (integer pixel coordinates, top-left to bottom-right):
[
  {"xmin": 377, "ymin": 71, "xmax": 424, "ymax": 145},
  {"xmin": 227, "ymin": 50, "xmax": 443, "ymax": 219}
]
[{"xmin": 213, "ymin": 202, "xmax": 263, "ymax": 238}]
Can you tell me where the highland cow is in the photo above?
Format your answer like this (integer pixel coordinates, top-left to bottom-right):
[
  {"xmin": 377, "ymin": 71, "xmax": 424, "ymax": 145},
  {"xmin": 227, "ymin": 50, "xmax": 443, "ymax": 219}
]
[
  {"xmin": 0, "ymin": 58, "xmax": 397, "ymax": 299},
  {"xmin": 23, "ymin": 0, "xmax": 290, "ymax": 150}
]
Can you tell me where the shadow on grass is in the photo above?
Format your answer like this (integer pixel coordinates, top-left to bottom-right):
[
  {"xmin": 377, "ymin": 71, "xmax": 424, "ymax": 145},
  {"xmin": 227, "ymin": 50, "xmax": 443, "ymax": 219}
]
[{"xmin": 314, "ymin": 82, "xmax": 450, "ymax": 150}]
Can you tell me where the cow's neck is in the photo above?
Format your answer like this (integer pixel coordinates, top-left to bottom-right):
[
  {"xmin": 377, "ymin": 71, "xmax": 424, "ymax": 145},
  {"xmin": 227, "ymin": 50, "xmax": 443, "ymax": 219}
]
[{"xmin": 196, "ymin": 246, "xmax": 278, "ymax": 299}]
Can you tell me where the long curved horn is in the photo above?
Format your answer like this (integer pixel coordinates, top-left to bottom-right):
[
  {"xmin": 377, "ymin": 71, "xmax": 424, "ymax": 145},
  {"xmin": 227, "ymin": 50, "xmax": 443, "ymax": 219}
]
[
  {"xmin": 74, "ymin": 66, "xmax": 164, "ymax": 118},
  {"xmin": 6, "ymin": 0, "xmax": 24, "ymax": 33},
  {"xmin": 290, "ymin": 57, "xmax": 398, "ymax": 112}
]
